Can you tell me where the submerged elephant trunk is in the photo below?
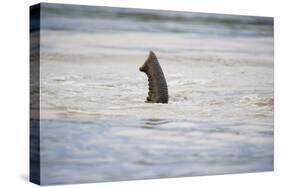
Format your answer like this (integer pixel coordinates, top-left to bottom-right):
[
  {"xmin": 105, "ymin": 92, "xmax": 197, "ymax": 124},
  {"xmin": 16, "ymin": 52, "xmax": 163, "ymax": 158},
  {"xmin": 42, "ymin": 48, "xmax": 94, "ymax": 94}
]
[{"xmin": 139, "ymin": 51, "xmax": 169, "ymax": 103}]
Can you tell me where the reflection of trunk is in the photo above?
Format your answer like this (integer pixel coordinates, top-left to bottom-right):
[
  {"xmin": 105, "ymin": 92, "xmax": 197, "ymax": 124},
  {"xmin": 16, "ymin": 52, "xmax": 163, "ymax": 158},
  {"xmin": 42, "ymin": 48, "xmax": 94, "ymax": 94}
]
[{"xmin": 139, "ymin": 51, "xmax": 169, "ymax": 103}]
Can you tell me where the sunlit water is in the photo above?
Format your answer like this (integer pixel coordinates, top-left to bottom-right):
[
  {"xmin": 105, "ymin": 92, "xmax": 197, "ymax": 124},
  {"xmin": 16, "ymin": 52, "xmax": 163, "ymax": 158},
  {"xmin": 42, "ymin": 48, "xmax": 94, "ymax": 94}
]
[{"xmin": 32, "ymin": 3, "xmax": 273, "ymax": 185}]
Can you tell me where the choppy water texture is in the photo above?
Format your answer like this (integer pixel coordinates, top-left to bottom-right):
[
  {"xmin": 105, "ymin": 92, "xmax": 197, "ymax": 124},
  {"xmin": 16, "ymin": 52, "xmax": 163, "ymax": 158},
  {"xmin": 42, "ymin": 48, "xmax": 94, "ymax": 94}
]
[{"xmin": 34, "ymin": 3, "xmax": 273, "ymax": 185}]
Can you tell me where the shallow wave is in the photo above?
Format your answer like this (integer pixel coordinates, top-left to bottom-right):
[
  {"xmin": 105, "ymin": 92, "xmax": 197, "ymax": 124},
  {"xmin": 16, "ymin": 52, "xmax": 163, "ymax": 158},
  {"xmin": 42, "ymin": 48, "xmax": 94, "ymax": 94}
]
[
  {"xmin": 39, "ymin": 117, "xmax": 273, "ymax": 184},
  {"xmin": 40, "ymin": 3, "xmax": 273, "ymax": 37},
  {"xmin": 238, "ymin": 95, "xmax": 274, "ymax": 110},
  {"xmin": 168, "ymin": 79, "xmax": 210, "ymax": 87},
  {"xmin": 43, "ymin": 3, "xmax": 273, "ymax": 26}
]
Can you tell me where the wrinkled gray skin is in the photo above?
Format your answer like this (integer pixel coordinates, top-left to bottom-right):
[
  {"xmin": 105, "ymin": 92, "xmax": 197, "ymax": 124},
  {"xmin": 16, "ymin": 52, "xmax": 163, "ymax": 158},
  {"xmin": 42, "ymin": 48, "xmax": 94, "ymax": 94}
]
[{"xmin": 139, "ymin": 51, "xmax": 169, "ymax": 103}]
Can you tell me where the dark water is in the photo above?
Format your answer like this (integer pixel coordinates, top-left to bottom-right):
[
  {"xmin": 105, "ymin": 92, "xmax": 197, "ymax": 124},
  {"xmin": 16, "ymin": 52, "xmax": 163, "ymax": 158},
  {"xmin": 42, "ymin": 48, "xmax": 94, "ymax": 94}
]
[
  {"xmin": 39, "ymin": 3, "xmax": 273, "ymax": 37},
  {"xmin": 38, "ymin": 118, "xmax": 273, "ymax": 185}
]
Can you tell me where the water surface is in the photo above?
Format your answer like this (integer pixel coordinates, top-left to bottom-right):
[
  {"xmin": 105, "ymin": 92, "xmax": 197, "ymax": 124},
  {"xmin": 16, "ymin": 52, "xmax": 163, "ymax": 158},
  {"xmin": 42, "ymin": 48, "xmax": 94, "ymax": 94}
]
[{"xmin": 32, "ymin": 3, "xmax": 273, "ymax": 185}]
